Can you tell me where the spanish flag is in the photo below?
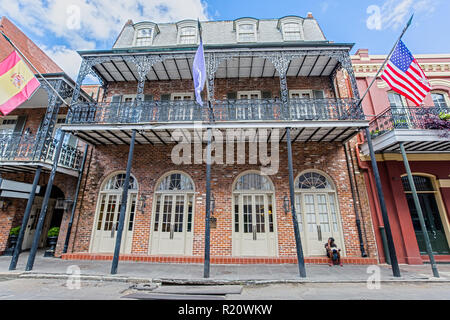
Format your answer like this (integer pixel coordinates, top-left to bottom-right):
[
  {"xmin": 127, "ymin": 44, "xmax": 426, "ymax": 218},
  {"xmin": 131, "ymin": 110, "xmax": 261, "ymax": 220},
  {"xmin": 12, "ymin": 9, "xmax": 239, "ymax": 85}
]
[{"xmin": 0, "ymin": 51, "xmax": 40, "ymax": 116}]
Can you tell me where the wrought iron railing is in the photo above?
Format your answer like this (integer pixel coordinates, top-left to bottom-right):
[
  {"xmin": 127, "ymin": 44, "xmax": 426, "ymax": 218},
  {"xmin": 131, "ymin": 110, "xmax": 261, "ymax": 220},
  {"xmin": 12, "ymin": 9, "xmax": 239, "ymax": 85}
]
[
  {"xmin": 67, "ymin": 98, "xmax": 364, "ymax": 124},
  {"xmin": 369, "ymin": 106, "xmax": 450, "ymax": 138},
  {"xmin": 0, "ymin": 133, "xmax": 83, "ymax": 170}
]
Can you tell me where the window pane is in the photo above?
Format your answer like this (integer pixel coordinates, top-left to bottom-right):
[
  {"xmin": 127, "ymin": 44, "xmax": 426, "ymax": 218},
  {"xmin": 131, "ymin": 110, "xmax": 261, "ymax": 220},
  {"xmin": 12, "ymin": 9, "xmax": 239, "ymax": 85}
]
[
  {"xmin": 187, "ymin": 196, "xmax": 193, "ymax": 232},
  {"xmin": 128, "ymin": 194, "xmax": 136, "ymax": 231},
  {"xmin": 154, "ymin": 195, "xmax": 161, "ymax": 232},
  {"xmin": 283, "ymin": 23, "xmax": 301, "ymax": 40},
  {"xmin": 432, "ymin": 93, "xmax": 447, "ymax": 107},
  {"xmin": 234, "ymin": 195, "xmax": 240, "ymax": 232},
  {"xmin": 388, "ymin": 92, "xmax": 404, "ymax": 108}
]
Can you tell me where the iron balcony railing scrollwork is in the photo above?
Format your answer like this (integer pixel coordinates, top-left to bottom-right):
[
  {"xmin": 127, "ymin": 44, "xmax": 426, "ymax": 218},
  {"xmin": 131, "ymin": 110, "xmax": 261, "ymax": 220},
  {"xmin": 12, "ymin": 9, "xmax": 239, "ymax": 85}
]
[
  {"xmin": 369, "ymin": 106, "xmax": 450, "ymax": 138},
  {"xmin": 68, "ymin": 98, "xmax": 364, "ymax": 124},
  {"xmin": 0, "ymin": 133, "xmax": 83, "ymax": 170}
]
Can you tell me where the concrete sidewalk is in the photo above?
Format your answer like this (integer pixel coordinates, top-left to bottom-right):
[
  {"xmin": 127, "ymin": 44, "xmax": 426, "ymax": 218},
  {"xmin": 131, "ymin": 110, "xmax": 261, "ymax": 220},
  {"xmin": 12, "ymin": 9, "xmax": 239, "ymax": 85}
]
[{"xmin": 1, "ymin": 251, "xmax": 450, "ymax": 284}]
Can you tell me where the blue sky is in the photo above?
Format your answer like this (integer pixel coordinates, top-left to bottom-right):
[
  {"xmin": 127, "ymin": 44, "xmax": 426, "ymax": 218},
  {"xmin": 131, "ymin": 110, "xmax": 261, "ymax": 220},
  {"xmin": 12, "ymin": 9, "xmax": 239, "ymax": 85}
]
[{"xmin": 1, "ymin": 0, "xmax": 448, "ymax": 80}]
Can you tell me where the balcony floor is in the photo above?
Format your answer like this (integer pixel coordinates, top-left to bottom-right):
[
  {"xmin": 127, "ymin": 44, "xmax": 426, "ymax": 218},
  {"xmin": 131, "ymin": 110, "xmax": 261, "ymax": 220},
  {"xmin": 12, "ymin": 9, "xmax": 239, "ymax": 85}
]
[{"xmin": 62, "ymin": 122, "xmax": 368, "ymax": 146}]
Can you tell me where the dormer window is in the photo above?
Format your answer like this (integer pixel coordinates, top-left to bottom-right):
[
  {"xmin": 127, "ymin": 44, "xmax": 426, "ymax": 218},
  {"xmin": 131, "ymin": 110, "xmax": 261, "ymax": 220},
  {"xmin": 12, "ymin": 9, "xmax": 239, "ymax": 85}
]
[
  {"xmin": 278, "ymin": 16, "xmax": 304, "ymax": 41},
  {"xmin": 135, "ymin": 28, "xmax": 153, "ymax": 46},
  {"xmin": 234, "ymin": 18, "xmax": 258, "ymax": 43},
  {"xmin": 238, "ymin": 24, "xmax": 256, "ymax": 42},
  {"xmin": 176, "ymin": 20, "xmax": 199, "ymax": 45},
  {"xmin": 179, "ymin": 26, "xmax": 197, "ymax": 44},
  {"xmin": 283, "ymin": 22, "xmax": 301, "ymax": 41}
]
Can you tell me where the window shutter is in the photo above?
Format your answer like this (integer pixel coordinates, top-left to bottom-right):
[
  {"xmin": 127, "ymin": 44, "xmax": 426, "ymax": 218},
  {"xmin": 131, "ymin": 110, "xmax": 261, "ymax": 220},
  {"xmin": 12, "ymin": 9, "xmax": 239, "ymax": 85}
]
[
  {"xmin": 227, "ymin": 92, "xmax": 237, "ymax": 100},
  {"xmin": 144, "ymin": 94, "xmax": 154, "ymax": 101},
  {"xmin": 313, "ymin": 90, "xmax": 324, "ymax": 99},
  {"xmin": 160, "ymin": 94, "xmax": 171, "ymax": 101},
  {"xmin": 262, "ymin": 91, "xmax": 272, "ymax": 99},
  {"xmin": 13, "ymin": 116, "xmax": 26, "ymax": 134},
  {"xmin": 111, "ymin": 95, "xmax": 122, "ymax": 103}
]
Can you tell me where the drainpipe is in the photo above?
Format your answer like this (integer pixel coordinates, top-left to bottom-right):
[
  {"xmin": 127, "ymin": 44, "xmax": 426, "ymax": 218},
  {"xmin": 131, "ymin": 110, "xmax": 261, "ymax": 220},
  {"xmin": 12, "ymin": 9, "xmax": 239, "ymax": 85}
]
[
  {"xmin": 344, "ymin": 143, "xmax": 367, "ymax": 257},
  {"xmin": 355, "ymin": 135, "xmax": 391, "ymax": 264}
]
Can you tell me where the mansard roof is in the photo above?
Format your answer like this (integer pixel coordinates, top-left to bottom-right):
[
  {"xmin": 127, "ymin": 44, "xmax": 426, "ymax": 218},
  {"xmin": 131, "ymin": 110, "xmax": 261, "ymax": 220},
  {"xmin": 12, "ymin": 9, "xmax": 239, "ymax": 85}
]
[{"xmin": 112, "ymin": 14, "xmax": 328, "ymax": 50}]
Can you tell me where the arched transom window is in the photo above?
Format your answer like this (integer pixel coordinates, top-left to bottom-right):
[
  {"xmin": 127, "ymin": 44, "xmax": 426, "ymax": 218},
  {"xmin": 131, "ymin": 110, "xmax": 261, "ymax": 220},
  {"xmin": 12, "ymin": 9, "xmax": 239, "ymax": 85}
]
[
  {"xmin": 103, "ymin": 173, "xmax": 138, "ymax": 191},
  {"xmin": 297, "ymin": 171, "xmax": 333, "ymax": 190},
  {"xmin": 234, "ymin": 173, "xmax": 273, "ymax": 191},
  {"xmin": 157, "ymin": 173, "xmax": 194, "ymax": 191}
]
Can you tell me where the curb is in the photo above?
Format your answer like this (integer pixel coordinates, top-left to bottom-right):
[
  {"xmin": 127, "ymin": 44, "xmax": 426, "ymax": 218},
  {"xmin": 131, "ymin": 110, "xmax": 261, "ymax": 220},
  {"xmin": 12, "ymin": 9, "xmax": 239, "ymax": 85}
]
[{"xmin": 1, "ymin": 272, "xmax": 450, "ymax": 285}]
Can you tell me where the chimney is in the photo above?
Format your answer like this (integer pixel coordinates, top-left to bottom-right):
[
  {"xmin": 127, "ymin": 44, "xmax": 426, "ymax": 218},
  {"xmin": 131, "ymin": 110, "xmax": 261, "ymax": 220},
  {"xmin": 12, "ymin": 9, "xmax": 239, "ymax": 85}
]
[
  {"xmin": 355, "ymin": 49, "xmax": 369, "ymax": 59},
  {"xmin": 307, "ymin": 12, "xmax": 313, "ymax": 19}
]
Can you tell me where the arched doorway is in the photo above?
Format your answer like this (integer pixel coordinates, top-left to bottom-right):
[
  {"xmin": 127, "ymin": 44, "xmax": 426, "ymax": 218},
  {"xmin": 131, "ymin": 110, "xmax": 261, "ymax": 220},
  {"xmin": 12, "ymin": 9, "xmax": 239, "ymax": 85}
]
[
  {"xmin": 294, "ymin": 170, "xmax": 345, "ymax": 256},
  {"xmin": 402, "ymin": 174, "xmax": 450, "ymax": 254},
  {"xmin": 22, "ymin": 185, "xmax": 64, "ymax": 250},
  {"xmin": 150, "ymin": 172, "xmax": 195, "ymax": 255},
  {"xmin": 232, "ymin": 172, "xmax": 277, "ymax": 257},
  {"xmin": 90, "ymin": 172, "xmax": 138, "ymax": 253}
]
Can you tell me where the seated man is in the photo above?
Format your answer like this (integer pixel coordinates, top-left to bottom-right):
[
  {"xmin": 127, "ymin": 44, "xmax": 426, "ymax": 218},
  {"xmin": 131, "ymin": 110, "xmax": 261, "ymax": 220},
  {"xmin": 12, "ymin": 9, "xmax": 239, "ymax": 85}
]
[{"xmin": 325, "ymin": 237, "xmax": 342, "ymax": 266}]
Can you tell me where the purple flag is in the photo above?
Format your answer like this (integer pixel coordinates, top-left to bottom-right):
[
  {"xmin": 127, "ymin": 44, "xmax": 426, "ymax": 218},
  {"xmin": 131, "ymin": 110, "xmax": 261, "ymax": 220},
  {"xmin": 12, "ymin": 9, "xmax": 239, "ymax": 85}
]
[{"xmin": 193, "ymin": 38, "xmax": 206, "ymax": 106}]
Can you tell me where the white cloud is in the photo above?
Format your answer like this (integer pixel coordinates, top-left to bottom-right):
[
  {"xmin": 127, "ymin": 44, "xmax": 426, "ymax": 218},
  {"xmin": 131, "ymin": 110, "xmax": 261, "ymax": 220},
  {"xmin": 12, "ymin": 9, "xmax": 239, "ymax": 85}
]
[
  {"xmin": 366, "ymin": 0, "xmax": 437, "ymax": 31},
  {"xmin": 1, "ymin": 0, "xmax": 209, "ymax": 77}
]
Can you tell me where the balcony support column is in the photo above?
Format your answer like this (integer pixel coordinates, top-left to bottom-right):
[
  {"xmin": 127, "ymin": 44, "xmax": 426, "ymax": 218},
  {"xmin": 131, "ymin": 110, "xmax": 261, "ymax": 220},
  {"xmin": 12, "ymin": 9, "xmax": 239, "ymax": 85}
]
[
  {"xmin": 399, "ymin": 142, "xmax": 439, "ymax": 277},
  {"xmin": 9, "ymin": 166, "xmax": 42, "ymax": 270},
  {"xmin": 111, "ymin": 129, "xmax": 137, "ymax": 275},
  {"xmin": 203, "ymin": 127, "xmax": 212, "ymax": 278},
  {"xmin": 364, "ymin": 127, "xmax": 401, "ymax": 277},
  {"xmin": 25, "ymin": 130, "xmax": 66, "ymax": 271},
  {"xmin": 286, "ymin": 127, "xmax": 307, "ymax": 277}
]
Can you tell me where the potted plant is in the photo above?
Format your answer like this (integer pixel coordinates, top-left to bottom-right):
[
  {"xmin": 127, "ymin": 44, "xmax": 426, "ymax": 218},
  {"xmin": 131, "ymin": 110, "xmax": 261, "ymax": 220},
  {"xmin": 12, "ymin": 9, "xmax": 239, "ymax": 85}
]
[
  {"xmin": 44, "ymin": 227, "xmax": 60, "ymax": 257},
  {"xmin": 3, "ymin": 226, "xmax": 20, "ymax": 256}
]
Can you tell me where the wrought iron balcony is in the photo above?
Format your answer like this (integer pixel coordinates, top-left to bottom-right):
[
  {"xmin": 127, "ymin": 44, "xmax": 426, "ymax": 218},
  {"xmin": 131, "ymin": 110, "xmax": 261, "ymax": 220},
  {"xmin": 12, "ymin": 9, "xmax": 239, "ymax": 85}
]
[
  {"xmin": 0, "ymin": 133, "xmax": 83, "ymax": 171},
  {"xmin": 369, "ymin": 106, "xmax": 450, "ymax": 138},
  {"xmin": 67, "ymin": 98, "xmax": 364, "ymax": 125}
]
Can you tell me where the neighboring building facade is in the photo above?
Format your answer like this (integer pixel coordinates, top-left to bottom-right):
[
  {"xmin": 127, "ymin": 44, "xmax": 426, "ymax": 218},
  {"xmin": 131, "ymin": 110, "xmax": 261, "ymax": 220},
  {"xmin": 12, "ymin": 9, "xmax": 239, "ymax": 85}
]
[
  {"xmin": 0, "ymin": 17, "xmax": 89, "ymax": 255},
  {"xmin": 353, "ymin": 49, "xmax": 450, "ymax": 264},
  {"xmin": 56, "ymin": 13, "xmax": 379, "ymax": 264}
]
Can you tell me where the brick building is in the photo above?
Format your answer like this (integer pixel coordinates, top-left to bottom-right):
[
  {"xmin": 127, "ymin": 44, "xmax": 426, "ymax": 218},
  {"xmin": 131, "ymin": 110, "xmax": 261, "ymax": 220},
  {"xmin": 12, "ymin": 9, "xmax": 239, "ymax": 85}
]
[
  {"xmin": 1, "ymin": 14, "xmax": 379, "ymax": 269},
  {"xmin": 353, "ymin": 49, "xmax": 450, "ymax": 264},
  {"xmin": 54, "ymin": 13, "xmax": 378, "ymax": 266},
  {"xmin": 0, "ymin": 17, "xmax": 90, "ymax": 256}
]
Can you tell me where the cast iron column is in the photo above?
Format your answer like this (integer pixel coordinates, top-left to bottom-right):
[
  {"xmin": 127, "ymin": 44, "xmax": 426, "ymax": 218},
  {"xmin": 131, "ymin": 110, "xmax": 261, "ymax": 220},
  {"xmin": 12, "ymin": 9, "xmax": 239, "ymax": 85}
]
[
  {"xmin": 111, "ymin": 129, "xmax": 137, "ymax": 275},
  {"xmin": 364, "ymin": 128, "xmax": 401, "ymax": 277},
  {"xmin": 286, "ymin": 127, "xmax": 306, "ymax": 278},
  {"xmin": 9, "ymin": 166, "xmax": 42, "ymax": 270},
  {"xmin": 399, "ymin": 142, "xmax": 439, "ymax": 277},
  {"xmin": 26, "ymin": 130, "xmax": 66, "ymax": 271},
  {"xmin": 63, "ymin": 144, "xmax": 89, "ymax": 254},
  {"xmin": 203, "ymin": 127, "xmax": 212, "ymax": 278}
]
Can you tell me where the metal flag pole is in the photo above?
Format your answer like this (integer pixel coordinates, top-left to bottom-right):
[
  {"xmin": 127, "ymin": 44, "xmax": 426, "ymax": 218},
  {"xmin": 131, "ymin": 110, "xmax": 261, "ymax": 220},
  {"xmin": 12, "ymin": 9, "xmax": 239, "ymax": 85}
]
[
  {"xmin": 0, "ymin": 30, "xmax": 73, "ymax": 112},
  {"xmin": 357, "ymin": 14, "xmax": 414, "ymax": 108},
  {"xmin": 356, "ymin": 14, "xmax": 415, "ymax": 277}
]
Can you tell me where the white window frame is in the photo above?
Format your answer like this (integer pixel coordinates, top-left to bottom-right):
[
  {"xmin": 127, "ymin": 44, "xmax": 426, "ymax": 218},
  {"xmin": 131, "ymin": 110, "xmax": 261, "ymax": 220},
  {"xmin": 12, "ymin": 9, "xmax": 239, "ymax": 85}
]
[
  {"xmin": 170, "ymin": 93, "xmax": 194, "ymax": 100},
  {"xmin": 282, "ymin": 22, "xmax": 302, "ymax": 41},
  {"xmin": 177, "ymin": 25, "xmax": 198, "ymax": 45},
  {"xmin": 236, "ymin": 20, "xmax": 257, "ymax": 43},
  {"xmin": 133, "ymin": 25, "xmax": 155, "ymax": 47},
  {"xmin": 0, "ymin": 116, "xmax": 18, "ymax": 134},
  {"xmin": 289, "ymin": 90, "xmax": 313, "ymax": 99},
  {"xmin": 237, "ymin": 90, "xmax": 261, "ymax": 99},
  {"xmin": 431, "ymin": 91, "xmax": 450, "ymax": 108}
]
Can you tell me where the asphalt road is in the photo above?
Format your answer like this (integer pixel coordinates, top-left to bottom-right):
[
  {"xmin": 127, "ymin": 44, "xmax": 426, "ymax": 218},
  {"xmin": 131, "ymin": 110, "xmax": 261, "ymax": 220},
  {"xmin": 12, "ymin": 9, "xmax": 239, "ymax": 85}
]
[{"xmin": 1, "ymin": 277, "xmax": 450, "ymax": 300}]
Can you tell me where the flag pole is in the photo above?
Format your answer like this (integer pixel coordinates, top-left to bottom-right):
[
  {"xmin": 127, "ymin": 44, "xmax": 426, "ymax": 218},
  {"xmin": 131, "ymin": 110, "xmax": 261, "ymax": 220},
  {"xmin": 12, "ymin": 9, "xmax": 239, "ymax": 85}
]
[
  {"xmin": 357, "ymin": 14, "xmax": 414, "ymax": 108},
  {"xmin": 0, "ymin": 30, "xmax": 74, "ymax": 112}
]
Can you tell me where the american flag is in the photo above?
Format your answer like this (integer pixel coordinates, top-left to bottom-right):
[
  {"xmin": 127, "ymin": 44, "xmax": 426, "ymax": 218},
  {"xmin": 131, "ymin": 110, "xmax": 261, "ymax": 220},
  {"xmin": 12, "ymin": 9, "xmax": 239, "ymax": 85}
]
[{"xmin": 381, "ymin": 40, "xmax": 431, "ymax": 106}]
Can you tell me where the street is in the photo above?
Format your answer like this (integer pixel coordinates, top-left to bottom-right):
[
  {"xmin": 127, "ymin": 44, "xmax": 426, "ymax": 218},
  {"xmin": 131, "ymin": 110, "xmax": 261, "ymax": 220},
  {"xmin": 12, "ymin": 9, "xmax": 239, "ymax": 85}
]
[{"xmin": 1, "ymin": 277, "xmax": 450, "ymax": 300}]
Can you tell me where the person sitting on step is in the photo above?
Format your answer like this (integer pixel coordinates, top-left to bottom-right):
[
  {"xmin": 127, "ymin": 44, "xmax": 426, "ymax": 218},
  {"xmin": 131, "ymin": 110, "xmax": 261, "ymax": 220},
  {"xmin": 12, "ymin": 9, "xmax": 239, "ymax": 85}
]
[{"xmin": 325, "ymin": 237, "xmax": 342, "ymax": 267}]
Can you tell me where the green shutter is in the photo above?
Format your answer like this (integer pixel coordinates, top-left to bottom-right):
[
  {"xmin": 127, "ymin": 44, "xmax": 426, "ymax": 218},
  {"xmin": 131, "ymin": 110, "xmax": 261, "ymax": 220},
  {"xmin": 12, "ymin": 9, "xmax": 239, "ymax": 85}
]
[
  {"xmin": 262, "ymin": 91, "xmax": 272, "ymax": 99},
  {"xmin": 227, "ymin": 92, "xmax": 237, "ymax": 100},
  {"xmin": 313, "ymin": 90, "xmax": 324, "ymax": 99},
  {"xmin": 160, "ymin": 94, "xmax": 171, "ymax": 101},
  {"xmin": 144, "ymin": 94, "xmax": 154, "ymax": 101},
  {"xmin": 111, "ymin": 95, "xmax": 122, "ymax": 103},
  {"xmin": 13, "ymin": 116, "xmax": 26, "ymax": 134}
]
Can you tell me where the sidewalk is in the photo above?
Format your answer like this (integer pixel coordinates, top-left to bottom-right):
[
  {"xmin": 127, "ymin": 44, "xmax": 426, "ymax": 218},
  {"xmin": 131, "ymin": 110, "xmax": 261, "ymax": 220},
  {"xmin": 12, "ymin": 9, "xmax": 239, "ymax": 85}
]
[{"xmin": 1, "ymin": 251, "xmax": 450, "ymax": 284}]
